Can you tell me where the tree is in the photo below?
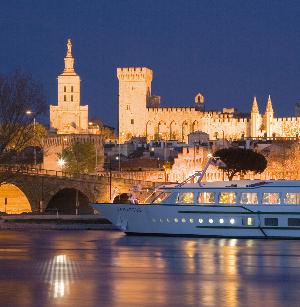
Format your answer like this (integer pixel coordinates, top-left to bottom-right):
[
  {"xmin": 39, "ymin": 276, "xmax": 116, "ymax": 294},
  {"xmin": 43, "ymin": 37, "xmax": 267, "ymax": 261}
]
[
  {"xmin": 0, "ymin": 70, "xmax": 46, "ymax": 183},
  {"xmin": 214, "ymin": 147, "xmax": 267, "ymax": 180},
  {"xmin": 59, "ymin": 142, "xmax": 103, "ymax": 174}
]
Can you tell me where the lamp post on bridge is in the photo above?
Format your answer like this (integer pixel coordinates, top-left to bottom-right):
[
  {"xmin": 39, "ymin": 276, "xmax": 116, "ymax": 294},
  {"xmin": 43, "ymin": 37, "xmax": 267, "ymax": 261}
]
[
  {"xmin": 26, "ymin": 110, "xmax": 37, "ymax": 166},
  {"xmin": 75, "ymin": 190, "xmax": 79, "ymax": 215}
]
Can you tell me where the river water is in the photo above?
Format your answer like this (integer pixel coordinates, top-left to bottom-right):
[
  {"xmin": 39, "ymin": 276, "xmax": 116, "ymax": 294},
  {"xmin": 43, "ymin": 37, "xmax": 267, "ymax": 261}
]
[{"xmin": 0, "ymin": 230, "xmax": 300, "ymax": 307}]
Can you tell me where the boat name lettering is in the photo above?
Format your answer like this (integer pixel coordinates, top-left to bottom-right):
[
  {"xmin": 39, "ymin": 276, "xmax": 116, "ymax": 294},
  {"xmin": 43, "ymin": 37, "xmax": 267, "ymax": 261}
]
[{"xmin": 117, "ymin": 207, "xmax": 142, "ymax": 213}]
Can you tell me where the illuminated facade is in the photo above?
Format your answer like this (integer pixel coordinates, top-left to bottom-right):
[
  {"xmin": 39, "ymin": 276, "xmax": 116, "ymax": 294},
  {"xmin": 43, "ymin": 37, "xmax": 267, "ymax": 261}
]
[
  {"xmin": 118, "ymin": 67, "xmax": 300, "ymax": 143},
  {"xmin": 50, "ymin": 39, "xmax": 88, "ymax": 134}
]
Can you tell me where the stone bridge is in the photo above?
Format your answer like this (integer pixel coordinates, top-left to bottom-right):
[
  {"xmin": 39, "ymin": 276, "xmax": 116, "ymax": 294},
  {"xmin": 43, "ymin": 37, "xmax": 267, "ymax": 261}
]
[{"xmin": 0, "ymin": 167, "xmax": 157, "ymax": 214}]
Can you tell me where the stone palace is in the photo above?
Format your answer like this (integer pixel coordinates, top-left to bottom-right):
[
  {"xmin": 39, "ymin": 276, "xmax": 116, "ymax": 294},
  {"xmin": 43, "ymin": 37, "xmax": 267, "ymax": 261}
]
[{"xmin": 118, "ymin": 67, "xmax": 300, "ymax": 143}]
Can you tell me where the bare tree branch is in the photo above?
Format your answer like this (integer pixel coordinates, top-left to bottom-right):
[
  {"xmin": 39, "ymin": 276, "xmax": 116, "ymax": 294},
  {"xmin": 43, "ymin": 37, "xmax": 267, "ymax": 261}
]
[{"xmin": 0, "ymin": 70, "xmax": 47, "ymax": 184}]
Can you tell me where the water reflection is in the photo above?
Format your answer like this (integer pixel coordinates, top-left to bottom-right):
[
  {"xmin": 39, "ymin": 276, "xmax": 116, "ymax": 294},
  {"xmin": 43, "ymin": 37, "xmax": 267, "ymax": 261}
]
[
  {"xmin": 0, "ymin": 231, "xmax": 300, "ymax": 306},
  {"xmin": 38, "ymin": 254, "xmax": 80, "ymax": 299}
]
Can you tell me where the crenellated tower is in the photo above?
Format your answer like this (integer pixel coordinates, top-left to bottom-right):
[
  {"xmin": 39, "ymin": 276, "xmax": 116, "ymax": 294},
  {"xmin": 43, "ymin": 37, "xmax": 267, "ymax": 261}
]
[
  {"xmin": 117, "ymin": 67, "xmax": 153, "ymax": 143},
  {"xmin": 264, "ymin": 95, "xmax": 274, "ymax": 137},
  {"xmin": 250, "ymin": 96, "xmax": 261, "ymax": 138}
]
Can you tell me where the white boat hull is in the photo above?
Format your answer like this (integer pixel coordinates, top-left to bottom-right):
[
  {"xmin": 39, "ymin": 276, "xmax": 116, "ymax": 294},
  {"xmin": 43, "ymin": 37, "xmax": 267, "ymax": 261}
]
[{"xmin": 92, "ymin": 203, "xmax": 300, "ymax": 238}]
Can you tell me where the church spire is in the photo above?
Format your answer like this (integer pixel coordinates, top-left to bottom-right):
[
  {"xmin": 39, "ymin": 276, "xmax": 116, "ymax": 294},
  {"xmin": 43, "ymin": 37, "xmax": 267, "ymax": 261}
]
[
  {"xmin": 265, "ymin": 94, "xmax": 274, "ymax": 113},
  {"xmin": 63, "ymin": 38, "xmax": 76, "ymax": 74},
  {"xmin": 251, "ymin": 96, "xmax": 259, "ymax": 113}
]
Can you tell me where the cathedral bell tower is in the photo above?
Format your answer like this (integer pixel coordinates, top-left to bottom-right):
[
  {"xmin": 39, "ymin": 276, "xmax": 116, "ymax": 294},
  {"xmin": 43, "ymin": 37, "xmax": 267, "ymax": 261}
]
[
  {"xmin": 58, "ymin": 38, "xmax": 80, "ymax": 110},
  {"xmin": 50, "ymin": 39, "xmax": 88, "ymax": 134}
]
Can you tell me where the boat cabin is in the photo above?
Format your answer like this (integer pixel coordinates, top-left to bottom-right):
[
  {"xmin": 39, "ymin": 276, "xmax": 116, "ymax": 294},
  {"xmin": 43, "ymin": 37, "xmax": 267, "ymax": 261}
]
[{"xmin": 147, "ymin": 180, "xmax": 300, "ymax": 205}]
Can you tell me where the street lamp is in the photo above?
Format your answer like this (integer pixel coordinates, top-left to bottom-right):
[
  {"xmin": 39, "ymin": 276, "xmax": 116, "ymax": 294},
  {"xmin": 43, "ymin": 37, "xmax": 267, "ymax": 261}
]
[
  {"xmin": 26, "ymin": 110, "xmax": 36, "ymax": 166},
  {"xmin": 118, "ymin": 132, "xmax": 125, "ymax": 172},
  {"xmin": 58, "ymin": 158, "xmax": 65, "ymax": 171},
  {"xmin": 115, "ymin": 155, "xmax": 120, "ymax": 172}
]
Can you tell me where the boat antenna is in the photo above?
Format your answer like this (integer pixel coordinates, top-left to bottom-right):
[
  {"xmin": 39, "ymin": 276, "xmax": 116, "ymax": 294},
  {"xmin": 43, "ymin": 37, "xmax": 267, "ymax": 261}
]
[
  {"xmin": 176, "ymin": 154, "xmax": 226, "ymax": 187},
  {"xmin": 197, "ymin": 154, "xmax": 226, "ymax": 185}
]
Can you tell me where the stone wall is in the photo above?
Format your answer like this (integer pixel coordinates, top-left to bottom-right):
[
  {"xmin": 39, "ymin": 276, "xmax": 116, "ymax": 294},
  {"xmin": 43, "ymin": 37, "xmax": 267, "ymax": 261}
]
[{"xmin": 43, "ymin": 134, "xmax": 104, "ymax": 172}]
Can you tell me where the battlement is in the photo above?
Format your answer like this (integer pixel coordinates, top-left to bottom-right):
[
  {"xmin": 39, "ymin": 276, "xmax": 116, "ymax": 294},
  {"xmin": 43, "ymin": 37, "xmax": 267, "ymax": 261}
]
[
  {"xmin": 43, "ymin": 134, "xmax": 103, "ymax": 148},
  {"xmin": 117, "ymin": 67, "xmax": 153, "ymax": 82}
]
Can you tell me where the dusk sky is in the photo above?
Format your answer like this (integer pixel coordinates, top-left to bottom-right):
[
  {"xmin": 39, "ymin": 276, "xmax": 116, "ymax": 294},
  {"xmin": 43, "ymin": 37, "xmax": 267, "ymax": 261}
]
[{"xmin": 1, "ymin": 0, "xmax": 300, "ymax": 128}]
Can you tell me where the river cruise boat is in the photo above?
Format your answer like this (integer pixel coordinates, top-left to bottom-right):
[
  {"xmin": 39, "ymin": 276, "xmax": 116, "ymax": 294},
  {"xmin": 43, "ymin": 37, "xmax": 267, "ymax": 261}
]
[{"xmin": 92, "ymin": 157, "xmax": 300, "ymax": 238}]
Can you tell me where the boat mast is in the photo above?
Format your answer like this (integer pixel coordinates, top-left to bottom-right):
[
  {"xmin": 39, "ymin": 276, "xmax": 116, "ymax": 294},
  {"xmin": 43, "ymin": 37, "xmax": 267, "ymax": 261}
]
[
  {"xmin": 196, "ymin": 155, "xmax": 215, "ymax": 185},
  {"xmin": 176, "ymin": 154, "xmax": 222, "ymax": 187}
]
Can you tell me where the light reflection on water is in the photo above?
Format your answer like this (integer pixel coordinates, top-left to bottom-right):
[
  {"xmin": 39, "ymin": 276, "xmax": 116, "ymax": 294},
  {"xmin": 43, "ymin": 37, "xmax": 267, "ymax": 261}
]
[
  {"xmin": 37, "ymin": 254, "xmax": 79, "ymax": 299},
  {"xmin": 0, "ymin": 231, "xmax": 300, "ymax": 306}
]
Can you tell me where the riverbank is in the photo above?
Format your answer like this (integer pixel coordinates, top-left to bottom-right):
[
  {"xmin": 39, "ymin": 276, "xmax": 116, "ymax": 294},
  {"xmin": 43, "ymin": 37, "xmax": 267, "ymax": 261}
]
[{"xmin": 0, "ymin": 214, "xmax": 118, "ymax": 230}]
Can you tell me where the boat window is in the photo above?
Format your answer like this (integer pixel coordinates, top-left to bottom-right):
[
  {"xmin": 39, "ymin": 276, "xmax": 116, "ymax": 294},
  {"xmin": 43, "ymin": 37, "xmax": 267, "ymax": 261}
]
[
  {"xmin": 198, "ymin": 192, "xmax": 215, "ymax": 204},
  {"xmin": 284, "ymin": 193, "xmax": 300, "ymax": 204},
  {"xmin": 264, "ymin": 218, "xmax": 278, "ymax": 226},
  {"xmin": 288, "ymin": 218, "xmax": 300, "ymax": 226},
  {"xmin": 146, "ymin": 191, "xmax": 162, "ymax": 203},
  {"xmin": 262, "ymin": 193, "xmax": 280, "ymax": 204},
  {"xmin": 240, "ymin": 193, "xmax": 258, "ymax": 205},
  {"xmin": 152, "ymin": 192, "xmax": 171, "ymax": 204},
  {"xmin": 176, "ymin": 192, "xmax": 194, "ymax": 204},
  {"xmin": 219, "ymin": 192, "xmax": 236, "ymax": 204},
  {"xmin": 242, "ymin": 217, "xmax": 255, "ymax": 226}
]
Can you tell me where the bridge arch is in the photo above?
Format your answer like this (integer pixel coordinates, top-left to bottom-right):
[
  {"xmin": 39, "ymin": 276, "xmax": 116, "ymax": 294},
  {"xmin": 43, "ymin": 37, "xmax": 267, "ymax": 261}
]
[
  {"xmin": 46, "ymin": 188, "xmax": 93, "ymax": 214},
  {"xmin": 0, "ymin": 183, "xmax": 32, "ymax": 214}
]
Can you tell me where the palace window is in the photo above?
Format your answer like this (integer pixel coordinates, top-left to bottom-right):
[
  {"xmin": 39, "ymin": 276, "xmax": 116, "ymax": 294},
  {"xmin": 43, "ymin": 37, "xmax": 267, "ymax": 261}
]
[
  {"xmin": 71, "ymin": 95, "xmax": 73, "ymax": 102},
  {"xmin": 219, "ymin": 192, "xmax": 236, "ymax": 204},
  {"xmin": 198, "ymin": 192, "xmax": 215, "ymax": 204},
  {"xmin": 262, "ymin": 193, "xmax": 280, "ymax": 204},
  {"xmin": 240, "ymin": 193, "xmax": 258, "ymax": 204},
  {"xmin": 176, "ymin": 192, "xmax": 194, "ymax": 204},
  {"xmin": 284, "ymin": 193, "xmax": 300, "ymax": 204},
  {"xmin": 64, "ymin": 95, "xmax": 66, "ymax": 101},
  {"xmin": 64, "ymin": 86, "xmax": 66, "ymax": 92},
  {"xmin": 71, "ymin": 86, "xmax": 74, "ymax": 92},
  {"xmin": 131, "ymin": 119, "xmax": 134, "ymax": 125}
]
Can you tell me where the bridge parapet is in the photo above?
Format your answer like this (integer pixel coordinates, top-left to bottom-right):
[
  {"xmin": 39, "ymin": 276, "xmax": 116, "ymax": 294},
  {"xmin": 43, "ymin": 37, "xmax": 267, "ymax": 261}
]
[{"xmin": 0, "ymin": 165, "xmax": 157, "ymax": 212}]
